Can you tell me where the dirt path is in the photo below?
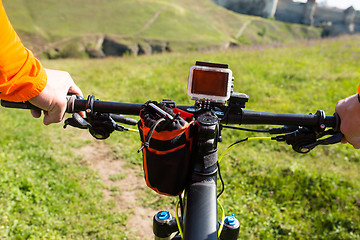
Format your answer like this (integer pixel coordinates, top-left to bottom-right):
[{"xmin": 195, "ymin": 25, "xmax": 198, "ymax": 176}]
[
  {"xmin": 133, "ymin": 7, "xmax": 165, "ymax": 35},
  {"xmin": 77, "ymin": 140, "xmax": 155, "ymax": 239},
  {"xmin": 235, "ymin": 19, "xmax": 252, "ymax": 39}
]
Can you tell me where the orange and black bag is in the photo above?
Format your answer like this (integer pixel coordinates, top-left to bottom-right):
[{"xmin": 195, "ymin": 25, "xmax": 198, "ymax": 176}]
[{"xmin": 138, "ymin": 101, "xmax": 193, "ymax": 196}]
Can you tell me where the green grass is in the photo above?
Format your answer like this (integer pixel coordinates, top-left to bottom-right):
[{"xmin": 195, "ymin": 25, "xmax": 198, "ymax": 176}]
[
  {"xmin": 3, "ymin": 0, "xmax": 322, "ymax": 55},
  {"xmin": 1, "ymin": 35, "xmax": 360, "ymax": 238},
  {"xmin": 0, "ymin": 111, "xmax": 128, "ymax": 239}
]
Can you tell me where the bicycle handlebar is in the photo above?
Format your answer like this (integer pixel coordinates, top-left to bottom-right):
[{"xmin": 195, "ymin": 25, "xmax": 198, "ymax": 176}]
[
  {"xmin": 227, "ymin": 111, "xmax": 338, "ymax": 129},
  {"xmin": 1, "ymin": 97, "xmax": 340, "ymax": 130},
  {"xmin": 69, "ymin": 98, "xmax": 339, "ymax": 130}
]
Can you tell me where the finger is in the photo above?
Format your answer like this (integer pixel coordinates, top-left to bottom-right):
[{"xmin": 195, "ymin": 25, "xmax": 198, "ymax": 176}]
[
  {"xmin": 43, "ymin": 103, "xmax": 66, "ymax": 125},
  {"xmin": 352, "ymin": 137, "xmax": 360, "ymax": 149},
  {"xmin": 353, "ymin": 142, "xmax": 360, "ymax": 149},
  {"xmin": 68, "ymin": 84, "xmax": 83, "ymax": 97},
  {"xmin": 78, "ymin": 111, "xmax": 86, "ymax": 118},
  {"xmin": 68, "ymin": 84, "xmax": 84, "ymax": 117},
  {"xmin": 31, "ymin": 109, "xmax": 42, "ymax": 118},
  {"xmin": 43, "ymin": 111, "xmax": 62, "ymax": 125}
]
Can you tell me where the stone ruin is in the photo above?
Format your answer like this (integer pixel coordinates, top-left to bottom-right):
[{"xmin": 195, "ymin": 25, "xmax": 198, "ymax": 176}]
[{"xmin": 212, "ymin": 0, "xmax": 360, "ymax": 36}]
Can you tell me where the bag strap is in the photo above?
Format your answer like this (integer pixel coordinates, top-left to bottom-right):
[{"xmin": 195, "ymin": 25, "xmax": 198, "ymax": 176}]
[{"xmin": 137, "ymin": 117, "xmax": 167, "ymax": 153}]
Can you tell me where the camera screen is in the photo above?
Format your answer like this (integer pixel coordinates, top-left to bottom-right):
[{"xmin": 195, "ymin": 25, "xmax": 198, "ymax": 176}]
[{"xmin": 191, "ymin": 69, "xmax": 229, "ymax": 97}]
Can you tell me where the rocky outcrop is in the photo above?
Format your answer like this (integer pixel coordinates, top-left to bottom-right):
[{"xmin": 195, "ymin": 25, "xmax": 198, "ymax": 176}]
[{"xmin": 43, "ymin": 34, "xmax": 172, "ymax": 59}]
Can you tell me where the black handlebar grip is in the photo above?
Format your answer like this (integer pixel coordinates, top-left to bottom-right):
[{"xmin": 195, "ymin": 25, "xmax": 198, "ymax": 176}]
[
  {"xmin": 1, "ymin": 100, "xmax": 41, "ymax": 111},
  {"xmin": 333, "ymin": 112, "xmax": 341, "ymax": 132},
  {"xmin": 1, "ymin": 95, "xmax": 80, "ymax": 113}
]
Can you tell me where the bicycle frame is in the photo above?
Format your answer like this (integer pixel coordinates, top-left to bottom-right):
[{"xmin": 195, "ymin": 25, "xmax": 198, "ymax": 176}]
[{"xmin": 183, "ymin": 175, "xmax": 218, "ymax": 239}]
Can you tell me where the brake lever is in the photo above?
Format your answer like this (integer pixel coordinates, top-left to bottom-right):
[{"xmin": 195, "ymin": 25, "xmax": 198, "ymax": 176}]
[
  {"xmin": 273, "ymin": 127, "xmax": 344, "ymax": 153},
  {"xmin": 64, "ymin": 113, "xmax": 92, "ymax": 129},
  {"xmin": 301, "ymin": 132, "xmax": 344, "ymax": 152},
  {"xmin": 64, "ymin": 111, "xmax": 133, "ymax": 139}
]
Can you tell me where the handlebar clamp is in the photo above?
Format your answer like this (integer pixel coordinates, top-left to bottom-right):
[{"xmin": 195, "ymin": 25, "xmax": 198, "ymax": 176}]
[{"xmin": 315, "ymin": 110, "xmax": 326, "ymax": 132}]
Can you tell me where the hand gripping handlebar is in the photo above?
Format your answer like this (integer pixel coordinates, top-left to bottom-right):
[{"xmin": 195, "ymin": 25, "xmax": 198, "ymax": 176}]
[{"xmin": 1, "ymin": 95, "xmax": 139, "ymax": 126}]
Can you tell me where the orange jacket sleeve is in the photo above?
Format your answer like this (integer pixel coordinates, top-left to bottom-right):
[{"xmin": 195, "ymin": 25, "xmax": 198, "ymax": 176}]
[{"xmin": 0, "ymin": 0, "xmax": 46, "ymax": 102}]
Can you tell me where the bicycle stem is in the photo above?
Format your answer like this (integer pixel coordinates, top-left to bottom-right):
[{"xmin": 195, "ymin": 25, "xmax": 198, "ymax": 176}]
[{"xmin": 183, "ymin": 109, "xmax": 220, "ymax": 239}]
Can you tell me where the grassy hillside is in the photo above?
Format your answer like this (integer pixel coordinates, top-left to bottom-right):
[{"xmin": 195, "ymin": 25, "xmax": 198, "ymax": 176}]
[
  {"xmin": 3, "ymin": 0, "xmax": 322, "ymax": 57},
  {"xmin": 1, "ymin": 35, "xmax": 360, "ymax": 238}
]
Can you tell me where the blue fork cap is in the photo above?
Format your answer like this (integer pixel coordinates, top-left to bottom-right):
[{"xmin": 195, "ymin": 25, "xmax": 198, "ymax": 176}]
[{"xmin": 156, "ymin": 211, "xmax": 171, "ymax": 221}]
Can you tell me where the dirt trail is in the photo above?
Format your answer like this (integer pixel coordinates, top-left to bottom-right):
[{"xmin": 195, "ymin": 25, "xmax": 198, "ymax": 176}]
[
  {"xmin": 133, "ymin": 7, "xmax": 165, "ymax": 36},
  {"xmin": 236, "ymin": 19, "xmax": 252, "ymax": 38},
  {"xmin": 77, "ymin": 140, "xmax": 155, "ymax": 239}
]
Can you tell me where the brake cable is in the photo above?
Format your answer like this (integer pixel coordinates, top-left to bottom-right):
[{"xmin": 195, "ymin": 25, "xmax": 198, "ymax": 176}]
[
  {"xmin": 218, "ymin": 137, "xmax": 272, "ymax": 163},
  {"xmin": 221, "ymin": 125, "xmax": 270, "ymax": 133}
]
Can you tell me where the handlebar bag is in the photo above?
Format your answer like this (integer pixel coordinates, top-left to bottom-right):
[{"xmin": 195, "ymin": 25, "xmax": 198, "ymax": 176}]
[{"xmin": 138, "ymin": 101, "xmax": 193, "ymax": 196}]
